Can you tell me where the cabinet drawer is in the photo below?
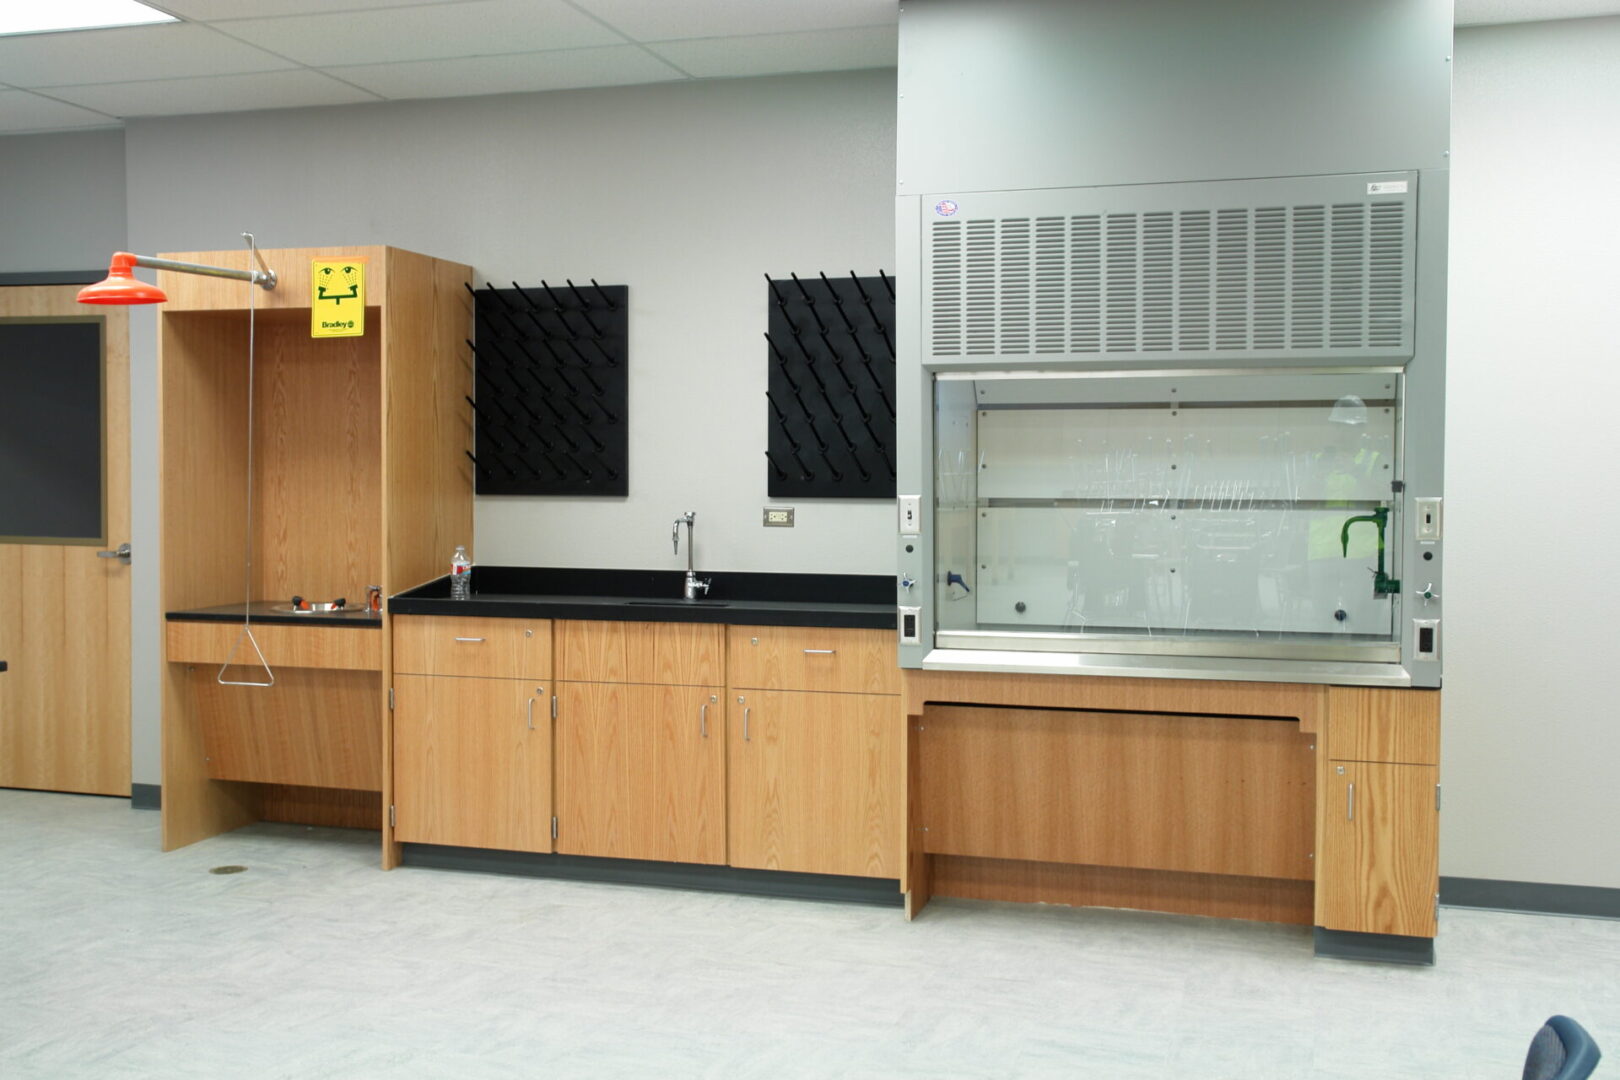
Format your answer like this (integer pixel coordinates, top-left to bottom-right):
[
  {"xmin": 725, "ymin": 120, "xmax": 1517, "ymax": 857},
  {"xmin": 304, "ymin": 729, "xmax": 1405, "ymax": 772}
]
[
  {"xmin": 166, "ymin": 619, "xmax": 381, "ymax": 671},
  {"xmin": 392, "ymin": 615, "xmax": 551, "ymax": 679},
  {"xmin": 728, "ymin": 625, "xmax": 899, "ymax": 694},
  {"xmin": 555, "ymin": 620, "xmax": 722, "ymax": 686},
  {"xmin": 1328, "ymin": 687, "xmax": 1440, "ymax": 765}
]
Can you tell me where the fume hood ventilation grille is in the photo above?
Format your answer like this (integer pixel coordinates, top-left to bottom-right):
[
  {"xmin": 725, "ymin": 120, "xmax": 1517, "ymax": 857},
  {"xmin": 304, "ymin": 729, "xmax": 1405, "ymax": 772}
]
[{"xmin": 924, "ymin": 176, "xmax": 1415, "ymax": 362}]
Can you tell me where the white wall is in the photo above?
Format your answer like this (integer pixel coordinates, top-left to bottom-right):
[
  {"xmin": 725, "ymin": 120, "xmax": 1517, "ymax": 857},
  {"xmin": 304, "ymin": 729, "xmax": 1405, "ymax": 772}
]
[
  {"xmin": 121, "ymin": 71, "xmax": 897, "ymax": 784},
  {"xmin": 0, "ymin": 129, "xmax": 124, "ymax": 272},
  {"xmin": 1443, "ymin": 16, "xmax": 1620, "ymax": 888}
]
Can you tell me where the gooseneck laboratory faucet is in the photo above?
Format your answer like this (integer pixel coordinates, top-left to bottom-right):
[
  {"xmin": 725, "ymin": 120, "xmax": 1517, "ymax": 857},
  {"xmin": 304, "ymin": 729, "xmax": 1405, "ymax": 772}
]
[{"xmin": 672, "ymin": 511, "xmax": 711, "ymax": 600}]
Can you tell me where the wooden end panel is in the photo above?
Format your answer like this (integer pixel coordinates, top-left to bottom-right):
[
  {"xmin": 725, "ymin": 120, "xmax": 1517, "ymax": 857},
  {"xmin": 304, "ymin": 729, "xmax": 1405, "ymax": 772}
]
[
  {"xmin": 1327, "ymin": 687, "xmax": 1441, "ymax": 765},
  {"xmin": 555, "ymin": 620, "xmax": 723, "ymax": 686},
  {"xmin": 931, "ymin": 856, "xmax": 1315, "ymax": 926},
  {"xmin": 918, "ymin": 706, "xmax": 1316, "ymax": 881},
  {"xmin": 727, "ymin": 625, "xmax": 900, "ymax": 694},
  {"xmin": 392, "ymin": 615, "xmax": 550, "ymax": 679},
  {"xmin": 166, "ymin": 620, "xmax": 381, "ymax": 671},
  {"xmin": 194, "ymin": 667, "xmax": 382, "ymax": 790}
]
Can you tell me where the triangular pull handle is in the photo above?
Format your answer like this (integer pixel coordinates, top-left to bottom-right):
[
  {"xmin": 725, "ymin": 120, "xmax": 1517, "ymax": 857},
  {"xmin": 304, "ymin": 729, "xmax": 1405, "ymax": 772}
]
[{"xmin": 217, "ymin": 625, "xmax": 274, "ymax": 687}]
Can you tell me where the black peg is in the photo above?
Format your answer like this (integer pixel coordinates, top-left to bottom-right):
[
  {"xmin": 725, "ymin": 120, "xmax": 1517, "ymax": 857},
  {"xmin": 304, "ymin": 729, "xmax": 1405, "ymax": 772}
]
[
  {"xmin": 567, "ymin": 452, "xmax": 594, "ymax": 482},
  {"xmin": 877, "ymin": 269, "xmax": 894, "ymax": 299},
  {"xmin": 599, "ymin": 458, "xmax": 621, "ymax": 482},
  {"xmin": 543, "ymin": 451, "xmax": 571, "ymax": 479},
  {"xmin": 589, "ymin": 279, "xmax": 618, "ymax": 310},
  {"xmin": 774, "ymin": 413, "xmax": 803, "ymax": 453},
  {"xmin": 539, "ymin": 279, "xmax": 567, "ymax": 312},
  {"xmin": 790, "ymin": 273, "xmax": 828, "ymax": 333},
  {"xmin": 820, "ymin": 272, "xmax": 858, "ymax": 333},
  {"xmin": 818, "ymin": 448, "xmax": 843, "ymax": 482},
  {"xmin": 585, "ymin": 336, "xmax": 619, "ymax": 367},
  {"xmin": 848, "ymin": 446, "xmax": 871, "ymax": 482},
  {"xmin": 464, "ymin": 395, "xmax": 489, "ymax": 424},
  {"xmin": 764, "ymin": 332, "xmax": 792, "ymax": 368},
  {"xmin": 859, "ymin": 411, "xmax": 885, "ymax": 446},
  {"xmin": 874, "ymin": 319, "xmax": 895, "ymax": 359},
  {"xmin": 764, "ymin": 274, "xmax": 792, "ymax": 308},
  {"xmin": 563, "ymin": 396, "xmax": 592, "ymax": 423},
  {"xmin": 788, "ymin": 443, "xmax": 815, "ymax": 481},
  {"xmin": 593, "ymin": 398, "xmax": 620, "ymax": 425},
  {"xmin": 766, "ymin": 391, "xmax": 788, "ymax": 424},
  {"xmin": 580, "ymin": 426, "xmax": 606, "ymax": 453},
  {"xmin": 849, "ymin": 271, "xmax": 875, "ymax": 310},
  {"xmin": 483, "ymin": 283, "xmax": 516, "ymax": 311},
  {"xmin": 510, "ymin": 282, "xmax": 545, "ymax": 312},
  {"xmin": 513, "ymin": 398, "xmax": 545, "ymax": 425},
  {"xmin": 832, "ymin": 411, "xmax": 858, "ymax": 452},
  {"xmin": 764, "ymin": 450, "xmax": 787, "ymax": 480},
  {"xmin": 804, "ymin": 413, "xmax": 830, "ymax": 453},
  {"xmin": 523, "ymin": 421, "xmax": 556, "ymax": 451},
  {"xmin": 565, "ymin": 281, "xmax": 604, "ymax": 335},
  {"xmin": 552, "ymin": 425, "xmax": 581, "ymax": 452},
  {"xmin": 521, "ymin": 457, "xmax": 545, "ymax": 481},
  {"xmin": 465, "ymin": 450, "xmax": 478, "ymax": 468}
]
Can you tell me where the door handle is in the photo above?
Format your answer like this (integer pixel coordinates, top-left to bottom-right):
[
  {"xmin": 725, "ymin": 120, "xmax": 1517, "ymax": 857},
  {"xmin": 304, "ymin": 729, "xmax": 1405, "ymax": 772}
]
[
  {"xmin": 700, "ymin": 701, "xmax": 709, "ymax": 738},
  {"xmin": 743, "ymin": 706, "xmax": 751, "ymax": 742},
  {"xmin": 527, "ymin": 697, "xmax": 536, "ymax": 731},
  {"xmin": 1347, "ymin": 782, "xmax": 1355, "ymax": 821},
  {"xmin": 453, "ymin": 637, "xmax": 485, "ymax": 643},
  {"xmin": 802, "ymin": 649, "xmax": 837, "ymax": 655},
  {"xmin": 96, "ymin": 542, "xmax": 131, "ymax": 563}
]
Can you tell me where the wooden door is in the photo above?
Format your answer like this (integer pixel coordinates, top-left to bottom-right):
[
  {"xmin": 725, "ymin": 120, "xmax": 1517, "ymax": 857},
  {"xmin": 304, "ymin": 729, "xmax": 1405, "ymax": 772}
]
[
  {"xmin": 1318, "ymin": 761, "xmax": 1440, "ymax": 937},
  {"xmin": 0, "ymin": 287, "xmax": 130, "ymax": 796},
  {"xmin": 392, "ymin": 674, "xmax": 552, "ymax": 853},
  {"xmin": 555, "ymin": 681, "xmax": 724, "ymax": 864},
  {"xmin": 728, "ymin": 691, "xmax": 902, "ymax": 878}
]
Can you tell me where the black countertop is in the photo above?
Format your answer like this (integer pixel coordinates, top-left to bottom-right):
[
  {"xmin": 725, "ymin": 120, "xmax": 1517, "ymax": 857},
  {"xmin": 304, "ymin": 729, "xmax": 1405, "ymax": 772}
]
[
  {"xmin": 391, "ymin": 566, "xmax": 896, "ymax": 630},
  {"xmin": 164, "ymin": 601, "xmax": 383, "ymax": 629}
]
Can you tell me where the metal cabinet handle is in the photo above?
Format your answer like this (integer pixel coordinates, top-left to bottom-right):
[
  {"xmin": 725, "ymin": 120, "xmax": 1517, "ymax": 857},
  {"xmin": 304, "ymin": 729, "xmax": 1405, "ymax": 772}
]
[
  {"xmin": 1347, "ymin": 782, "xmax": 1355, "ymax": 821},
  {"xmin": 527, "ymin": 697, "xmax": 535, "ymax": 731},
  {"xmin": 700, "ymin": 702, "xmax": 709, "ymax": 738},
  {"xmin": 743, "ymin": 706, "xmax": 751, "ymax": 742},
  {"xmin": 454, "ymin": 637, "xmax": 485, "ymax": 643},
  {"xmin": 802, "ymin": 649, "xmax": 837, "ymax": 655}
]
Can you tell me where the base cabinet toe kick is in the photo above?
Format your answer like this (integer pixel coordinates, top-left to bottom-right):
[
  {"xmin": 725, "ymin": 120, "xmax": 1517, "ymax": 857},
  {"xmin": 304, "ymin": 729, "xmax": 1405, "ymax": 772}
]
[{"xmin": 901, "ymin": 671, "xmax": 1441, "ymax": 964}]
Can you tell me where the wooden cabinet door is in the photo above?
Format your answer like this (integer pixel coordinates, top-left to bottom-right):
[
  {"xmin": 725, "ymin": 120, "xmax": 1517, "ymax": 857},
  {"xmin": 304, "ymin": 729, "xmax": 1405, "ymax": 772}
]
[
  {"xmin": 554, "ymin": 681, "xmax": 725, "ymax": 865},
  {"xmin": 1318, "ymin": 762, "xmax": 1439, "ymax": 937},
  {"xmin": 393, "ymin": 674, "xmax": 552, "ymax": 853},
  {"xmin": 728, "ymin": 691, "xmax": 902, "ymax": 878}
]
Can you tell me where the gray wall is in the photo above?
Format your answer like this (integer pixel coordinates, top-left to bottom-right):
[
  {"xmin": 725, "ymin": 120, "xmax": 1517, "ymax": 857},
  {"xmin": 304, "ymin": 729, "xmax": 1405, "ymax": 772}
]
[
  {"xmin": 1443, "ymin": 16, "xmax": 1620, "ymax": 888},
  {"xmin": 0, "ymin": 129, "xmax": 125, "ymax": 273},
  {"xmin": 121, "ymin": 71, "xmax": 897, "ymax": 786}
]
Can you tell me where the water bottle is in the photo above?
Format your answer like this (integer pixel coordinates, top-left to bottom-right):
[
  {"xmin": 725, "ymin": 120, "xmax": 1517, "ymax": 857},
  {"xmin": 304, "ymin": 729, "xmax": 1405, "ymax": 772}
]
[{"xmin": 450, "ymin": 545, "xmax": 472, "ymax": 600}]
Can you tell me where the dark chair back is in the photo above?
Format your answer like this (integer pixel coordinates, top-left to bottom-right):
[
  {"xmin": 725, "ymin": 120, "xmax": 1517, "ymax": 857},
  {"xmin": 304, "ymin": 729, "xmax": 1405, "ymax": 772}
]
[{"xmin": 1524, "ymin": 1015, "xmax": 1602, "ymax": 1080}]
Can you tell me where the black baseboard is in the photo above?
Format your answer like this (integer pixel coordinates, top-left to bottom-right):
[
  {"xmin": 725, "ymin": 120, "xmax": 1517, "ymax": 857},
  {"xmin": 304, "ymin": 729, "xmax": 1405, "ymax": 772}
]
[
  {"xmin": 1314, "ymin": 927, "xmax": 1435, "ymax": 965},
  {"xmin": 1442, "ymin": 876, "xmax": 1620, "ymax": 919},
  {"xmin": 402, "ymin": 843, "xmax": 903, "ymax": 907},
  {"xmin": 130, "ymin": 783, "xmax": 160, "ymax": 811}
]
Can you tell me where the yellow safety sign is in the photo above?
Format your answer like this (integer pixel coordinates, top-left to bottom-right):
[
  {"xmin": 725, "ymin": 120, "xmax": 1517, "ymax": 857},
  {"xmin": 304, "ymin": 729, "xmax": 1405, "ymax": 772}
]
[{"xmin": 311, "ymin": 259, "xmax": 366, "ymax": 338}]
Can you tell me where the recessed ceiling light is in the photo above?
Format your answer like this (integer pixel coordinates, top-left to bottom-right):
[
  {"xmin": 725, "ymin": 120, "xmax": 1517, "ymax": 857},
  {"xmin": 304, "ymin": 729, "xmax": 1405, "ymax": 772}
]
[{"xmin": 0, "ymin": 0, "xmax": 178, "ymax": 37}]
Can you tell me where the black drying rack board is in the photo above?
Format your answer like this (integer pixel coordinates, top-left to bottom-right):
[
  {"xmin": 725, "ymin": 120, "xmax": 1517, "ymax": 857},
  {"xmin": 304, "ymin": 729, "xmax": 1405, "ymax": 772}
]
[
  {"xmin": 469, "ymin": 280, "xmax": 628, "ymax": 496},
  {"xmin": 765, "ymin": 272, "xmax": 896, "ymax": 499}
]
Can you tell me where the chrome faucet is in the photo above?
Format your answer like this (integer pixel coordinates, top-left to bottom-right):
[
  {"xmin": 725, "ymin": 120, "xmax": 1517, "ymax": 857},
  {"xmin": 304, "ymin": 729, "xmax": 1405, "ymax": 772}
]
[{"xmin": 672, "ymin": 511, "xmax": 710, "ymax": 600}]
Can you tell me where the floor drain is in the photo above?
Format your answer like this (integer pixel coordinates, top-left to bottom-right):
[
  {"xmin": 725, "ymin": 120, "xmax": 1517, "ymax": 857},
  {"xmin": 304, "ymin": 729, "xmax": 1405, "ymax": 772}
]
[{"xmin": 209, "ymin": 865, "xmax": 247, "ymax": 875}]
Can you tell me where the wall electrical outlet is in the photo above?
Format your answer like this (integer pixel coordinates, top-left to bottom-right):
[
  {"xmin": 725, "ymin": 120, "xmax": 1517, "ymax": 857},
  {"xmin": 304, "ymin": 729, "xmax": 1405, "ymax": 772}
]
[
  {"xmin": 763, "ymin": 507, "xmax": 795, "ymax": 527},
  {"xmin": 898, "ymin": 494, "xmax": 921, "ymax": 534}
]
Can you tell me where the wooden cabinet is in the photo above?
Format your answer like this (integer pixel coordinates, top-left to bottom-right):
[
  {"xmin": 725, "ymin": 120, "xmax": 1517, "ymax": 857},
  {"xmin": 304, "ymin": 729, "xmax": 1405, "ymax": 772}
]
[
  {"xmin": 728, "ymin": 690, "xmax": 902, "ymax": 878},
  {"xmin": 1315, "ymin": 687, "xmax": 1442, "ymax": 938},
  {"xmin": 1317, "ymin": 761, "xmax": 1439, "ymax": 937},
  {"xmin": 556, "ymin": 619, "xmax": 722, "ymax": 686},
  {"xmin": 393, "ymin": 674, "xmax": 553, "ymax": 853},
  {"xmin": 554, "ymin": 680, "xmax": 725, "ymax": 864}
]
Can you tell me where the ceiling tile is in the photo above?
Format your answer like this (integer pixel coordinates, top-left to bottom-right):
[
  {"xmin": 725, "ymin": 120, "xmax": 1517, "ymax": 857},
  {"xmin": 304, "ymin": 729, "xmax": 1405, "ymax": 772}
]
[
  {"xmin": 647, "ymin": 26, "xmax": 897, "ymax": 79},
  {"xmin": 577, "ymin": 0, "xmax": 898, "ymax": 42},
  {"xmin": 0, "ymin": 23, "xmax": 295, "ymax": 89},
  {"xmin": 1456, "ymin": 0, "xmax": 1620, "ymax": 24},
  {"xmin": 216, "ymin": 0, "xmax": 622, "ymax": 67},
  {"xmin": 327, "ymin": 45, "xmax": 682, "ymax": 100},
  {"xmin": 0, "ymin": 90, "xmax": 117, "ymax": 133},
  {"xmin": 46, "ymin": 70, "xmax": 379, "ymax": 118},
  {"xmin": 159, "ymin": 0, "xmax": 472, "ymax": 16}
]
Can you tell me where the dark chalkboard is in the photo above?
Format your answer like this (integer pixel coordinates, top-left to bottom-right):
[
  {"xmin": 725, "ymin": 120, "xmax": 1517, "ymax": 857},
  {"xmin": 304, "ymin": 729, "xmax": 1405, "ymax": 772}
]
[{"xmin": 0, "ymin": 319, "xmax": 105, "ymax": 542}]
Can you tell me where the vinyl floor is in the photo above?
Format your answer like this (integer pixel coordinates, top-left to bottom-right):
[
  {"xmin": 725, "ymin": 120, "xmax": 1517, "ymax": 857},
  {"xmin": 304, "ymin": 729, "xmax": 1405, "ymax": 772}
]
[{"xmin": 1, "ymin": 788, "xmax": 1615, "ymax": 1079}]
